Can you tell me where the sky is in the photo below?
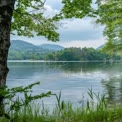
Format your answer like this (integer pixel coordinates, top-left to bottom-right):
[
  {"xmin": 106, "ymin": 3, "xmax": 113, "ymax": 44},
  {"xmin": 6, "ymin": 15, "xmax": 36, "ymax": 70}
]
[{"xmin": 11, "ymin": 0, "xmax": 107, "ymax": 49}]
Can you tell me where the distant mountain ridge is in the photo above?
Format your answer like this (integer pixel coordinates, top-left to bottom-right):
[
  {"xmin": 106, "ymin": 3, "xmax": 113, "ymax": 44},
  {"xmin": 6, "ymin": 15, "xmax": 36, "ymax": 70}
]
[
  {"xmin": 10, "ymin": 40, "xmax": 40, "ymax": 51},
  {"xmin": 8, "ymin": 40, "xmax": 64, "ymax": 60},
  {"xmin": 96, "ymin": 44, "xmax": 105, "ymax": 50},
  {"xmin": 39, "ymin": 44, "xmax": 64, "ymax": 51},
  {"xmin": 10, "ymin": 40, "xmax": 64, "ymax": 51}
]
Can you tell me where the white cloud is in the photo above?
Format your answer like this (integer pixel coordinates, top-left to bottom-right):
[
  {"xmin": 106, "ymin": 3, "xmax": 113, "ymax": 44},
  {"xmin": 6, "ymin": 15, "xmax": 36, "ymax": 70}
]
[
  {"xmin": 58, "ymin": 18, "xmax": 104, "ymax": 41},
  {"xmin": 60, "ymin": 18, "xmax": 92, "ymax": 31},
  {"xmin": 45, "ymin": 0, "xmax": 63, "ymax": 10},
  {"xmin": 59, "ymin": 18, "xmax": 104, "ymax": 33},
  {"xmin": 43, "ymin": 4, "xmax": 59, "ymax": 17},
  {"xmin": 58, "ymin": 38, "xmax": 107, "ymax": 48}
]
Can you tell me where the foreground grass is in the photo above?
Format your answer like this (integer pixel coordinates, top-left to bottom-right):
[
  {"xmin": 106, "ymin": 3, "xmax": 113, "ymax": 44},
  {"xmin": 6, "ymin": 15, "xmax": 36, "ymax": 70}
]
[
  {"xmin": 1, "ymin": 102, "xmax": 122, "ymax": 122},
  {"xmin": 1, "ymin": 91, "xmax": 122, "ymax": 122}
]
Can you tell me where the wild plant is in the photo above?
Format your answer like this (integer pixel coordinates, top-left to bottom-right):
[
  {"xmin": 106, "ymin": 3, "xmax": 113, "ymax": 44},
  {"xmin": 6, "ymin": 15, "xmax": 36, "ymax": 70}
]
[{"xmin": 0, "ymin": 82, "xmax": 52, "ymax": 121}]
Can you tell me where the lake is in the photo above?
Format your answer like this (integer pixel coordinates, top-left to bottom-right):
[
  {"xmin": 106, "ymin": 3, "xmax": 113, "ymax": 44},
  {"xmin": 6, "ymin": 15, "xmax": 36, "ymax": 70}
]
[{"xmin": 7, "ymin": 61, "xmax": 122, "ymax": 107}]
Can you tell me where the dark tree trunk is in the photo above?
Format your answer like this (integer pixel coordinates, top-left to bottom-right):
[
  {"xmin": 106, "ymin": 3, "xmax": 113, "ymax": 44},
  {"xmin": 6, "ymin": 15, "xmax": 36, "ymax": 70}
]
[{"xmin": 0, "ymin": 0, "xmax": 15, "ymax": 116}]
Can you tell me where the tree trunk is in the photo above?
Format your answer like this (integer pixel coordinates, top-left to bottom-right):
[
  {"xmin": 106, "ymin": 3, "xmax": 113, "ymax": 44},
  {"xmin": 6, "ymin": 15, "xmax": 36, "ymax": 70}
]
[{"xmin": 0, "ymin": 0, "xmax": 15, "ymax": 116}]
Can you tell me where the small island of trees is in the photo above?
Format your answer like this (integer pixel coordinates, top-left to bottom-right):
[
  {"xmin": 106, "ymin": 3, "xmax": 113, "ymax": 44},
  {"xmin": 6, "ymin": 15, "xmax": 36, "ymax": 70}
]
[{"xmin": 45, "ymin": 47, "xmax": 121, "ymax": 61}]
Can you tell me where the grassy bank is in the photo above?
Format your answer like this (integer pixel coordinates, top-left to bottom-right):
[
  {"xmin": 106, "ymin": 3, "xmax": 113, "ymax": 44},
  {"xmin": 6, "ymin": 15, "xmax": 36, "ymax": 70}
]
[
  {"xmin": 1, "ymin": 101, "xmax": 122, "ymax": 122},
  {"xmin": 0, "ymin": 83, "xmax": 122, "ymax": 122},
  {"xmin": 1, "ymin": 92, "xmax": 122, "ymax": 122}
]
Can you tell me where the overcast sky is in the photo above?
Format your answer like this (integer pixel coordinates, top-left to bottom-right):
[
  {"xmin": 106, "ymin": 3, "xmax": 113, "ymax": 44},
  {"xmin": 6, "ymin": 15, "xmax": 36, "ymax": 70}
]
[{"xmin": 11, "ymin": 0, "xmax": 107, "ymax": 49}]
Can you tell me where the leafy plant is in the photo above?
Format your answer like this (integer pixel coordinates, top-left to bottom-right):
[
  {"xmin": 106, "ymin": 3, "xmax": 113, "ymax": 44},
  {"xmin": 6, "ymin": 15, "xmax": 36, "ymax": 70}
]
[{"xmin": 0, "ymin": 82, "xmax": 52, "ymax": 121}]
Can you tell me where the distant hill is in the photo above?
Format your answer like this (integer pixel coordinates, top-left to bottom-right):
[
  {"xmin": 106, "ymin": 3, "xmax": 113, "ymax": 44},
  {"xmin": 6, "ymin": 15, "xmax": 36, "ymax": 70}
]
[
  {"xmin": 10, "ymin": 40, "xmax": 40, "ymax": 51},
  {"xmin": 8, "ymin": 40, "xmax": 64, "ymax": 60},
  {"xmin": 39, "ymin": 44, "xmax": 64, "ymax": 51},
  {"xmin": 96, "ymin": 44, "xmax": 105, "ymax": 50},
  {"xmin": 10, "ymin": 40, "xmax": 64, "ymax": 51}
]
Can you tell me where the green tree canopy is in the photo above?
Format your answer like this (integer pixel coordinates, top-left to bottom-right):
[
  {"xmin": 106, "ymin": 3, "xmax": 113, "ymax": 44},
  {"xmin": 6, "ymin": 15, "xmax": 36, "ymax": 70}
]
[
  {"xmin": 62, "ymin": 0, "xmax": 93, "ymax": 18},
  {"xmin": 11, "ymin": 0, "xmax": 60, "ymax": 41},
  {"xmin": 95, "ymin": 0, "xmax": 122, "ymax": 53}
]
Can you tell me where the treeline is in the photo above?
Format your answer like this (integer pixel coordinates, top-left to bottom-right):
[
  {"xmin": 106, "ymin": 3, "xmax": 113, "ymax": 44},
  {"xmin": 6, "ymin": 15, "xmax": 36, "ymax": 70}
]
[
  {"xmin": 8, "ymin": 47, "xmax": 121, "ymax": 61},
  {"xmin": 8, "ymin": 49, "xmax": 48, "ymax": 60},
  {"xmin": 45, "ymin": 47, "xmax": 121, "ymax": 61}
]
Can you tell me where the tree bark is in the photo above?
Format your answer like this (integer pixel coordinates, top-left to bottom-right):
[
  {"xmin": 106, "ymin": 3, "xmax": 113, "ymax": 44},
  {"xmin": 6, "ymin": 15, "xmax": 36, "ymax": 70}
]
[{"xmin": 0, "ymin": 0, "xmax": 15, "ymax": 116}]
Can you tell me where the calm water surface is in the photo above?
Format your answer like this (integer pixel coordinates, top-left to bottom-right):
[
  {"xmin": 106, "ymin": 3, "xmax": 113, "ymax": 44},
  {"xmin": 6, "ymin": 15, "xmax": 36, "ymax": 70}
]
[{"xmin": 7, "ymin": 61, "xmax": 122, "ymax": 106}]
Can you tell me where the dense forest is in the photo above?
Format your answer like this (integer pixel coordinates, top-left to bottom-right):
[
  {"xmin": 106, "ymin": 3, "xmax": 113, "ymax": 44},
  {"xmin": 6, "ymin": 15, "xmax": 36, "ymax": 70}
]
[
  {"xmin": 45, "ymin": 47, "xmax": 121, "ymax": 61},
  {"xmin": 8, "ymin": 46, "xmax": 121, "ymax": 61}
]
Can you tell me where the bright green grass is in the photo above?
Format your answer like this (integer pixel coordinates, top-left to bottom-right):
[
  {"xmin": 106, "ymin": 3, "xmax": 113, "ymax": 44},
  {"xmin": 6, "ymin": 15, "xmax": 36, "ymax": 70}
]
[
  {"xmin": 1, "ymin": 103, "xmax": 122, "ymax": 122},
  {"xmin": 1, "ymin": 90, "xmax": 122, "ymax": 122}
]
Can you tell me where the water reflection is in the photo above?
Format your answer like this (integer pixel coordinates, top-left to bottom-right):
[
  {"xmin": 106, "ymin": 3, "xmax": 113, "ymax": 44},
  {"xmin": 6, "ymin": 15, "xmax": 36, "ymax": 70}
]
[
  {"xmin": 7, "ymin": 61, "xmax": 122, "ymax": 105},
  {"xmin": 101, "ymin": 77, "xmax": 122, "ymax": 104}
]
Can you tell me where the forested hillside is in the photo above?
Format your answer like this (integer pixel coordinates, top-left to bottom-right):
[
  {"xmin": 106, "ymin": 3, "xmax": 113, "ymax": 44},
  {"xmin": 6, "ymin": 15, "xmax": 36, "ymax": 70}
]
[
  {"xmin": 8, "ymin": 40, "xmax": 64, "ymax": 60},
  {"xmin": 8, "ymin": 41, "xmax": 121, "ymax": 61}
]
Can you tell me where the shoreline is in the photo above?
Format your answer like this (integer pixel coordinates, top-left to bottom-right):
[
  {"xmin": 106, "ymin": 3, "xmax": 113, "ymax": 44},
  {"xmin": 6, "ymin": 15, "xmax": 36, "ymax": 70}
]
[{"xmin": 7, "ymin": 60, "xmax": 122, "ymax": 63}]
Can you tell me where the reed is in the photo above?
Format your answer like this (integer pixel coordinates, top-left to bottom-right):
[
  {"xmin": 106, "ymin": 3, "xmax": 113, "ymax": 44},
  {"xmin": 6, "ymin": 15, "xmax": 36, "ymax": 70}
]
[{"xmin": 0, "ymin": 84, "xmax": 122, "ymax": 122}]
